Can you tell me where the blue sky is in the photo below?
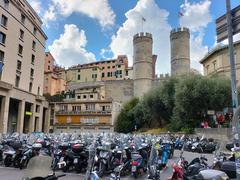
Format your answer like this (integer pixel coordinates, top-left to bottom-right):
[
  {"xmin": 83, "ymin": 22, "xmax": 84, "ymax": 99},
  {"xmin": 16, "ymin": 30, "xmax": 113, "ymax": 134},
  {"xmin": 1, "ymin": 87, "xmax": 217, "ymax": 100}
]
[{"xmin": 28, "ymin": 0, "xmax": 240, "ymax": 74}]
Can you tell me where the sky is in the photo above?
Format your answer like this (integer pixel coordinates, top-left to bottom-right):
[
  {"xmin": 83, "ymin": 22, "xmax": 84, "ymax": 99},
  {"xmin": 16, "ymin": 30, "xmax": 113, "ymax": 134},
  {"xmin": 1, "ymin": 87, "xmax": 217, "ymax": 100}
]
[{"xmin": 27, "ymin": 0, "xmax": 240, "ymax": 74}]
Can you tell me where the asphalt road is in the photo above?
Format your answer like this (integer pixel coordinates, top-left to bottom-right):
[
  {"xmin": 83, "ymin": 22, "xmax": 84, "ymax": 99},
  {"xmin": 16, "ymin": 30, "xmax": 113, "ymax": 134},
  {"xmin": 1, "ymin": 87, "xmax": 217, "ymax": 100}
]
[{"xmin": 0, "ymin": 150, "xmax": 214, "ymax": 180}]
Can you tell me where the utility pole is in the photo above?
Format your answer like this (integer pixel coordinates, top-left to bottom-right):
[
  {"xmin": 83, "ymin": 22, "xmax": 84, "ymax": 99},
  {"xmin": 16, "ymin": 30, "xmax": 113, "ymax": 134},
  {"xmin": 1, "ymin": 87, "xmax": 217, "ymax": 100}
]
[
  {"xmin": 226, "ymin": 0, "xmax": 238, "ymax": 112},
  {"xmin": 226, "ymin": 0, "xmax": 240, "ymax": 178}
]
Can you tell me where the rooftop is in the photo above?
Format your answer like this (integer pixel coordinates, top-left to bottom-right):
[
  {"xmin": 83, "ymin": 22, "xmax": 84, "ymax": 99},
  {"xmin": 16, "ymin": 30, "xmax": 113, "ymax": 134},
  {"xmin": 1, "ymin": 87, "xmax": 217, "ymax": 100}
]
[{"xmin": 200, "ymin": 40, "xmax": 240, "ymax": 64}]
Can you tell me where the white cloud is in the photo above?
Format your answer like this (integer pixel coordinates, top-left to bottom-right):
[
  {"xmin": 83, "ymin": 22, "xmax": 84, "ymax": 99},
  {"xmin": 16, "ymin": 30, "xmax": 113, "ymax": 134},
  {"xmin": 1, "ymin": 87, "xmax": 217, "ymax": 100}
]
[
  {"xmin": 180, "ymin": 0, "xmax": 211, "ymax": 32},
  {"xmin": 48, "ymin": 24, "xmax": 96, "ymax": 68},
  {"xmin": 109, "ymin": 0, "xmax": 171, "ymax": 74},
  {"xmin": 180, "ymin": 0, "xmax": 212, "ymax": 73},
  {"xmin": 43, "ymin": 0, "xmax": 115, "ymax": 28},
  {"xmin": 43, "ymin": 5, "xmax": 57, "ymax": 27},
  {"xmin": 28, "ymin": 0, "xmax": 42, "ymax": 14}
]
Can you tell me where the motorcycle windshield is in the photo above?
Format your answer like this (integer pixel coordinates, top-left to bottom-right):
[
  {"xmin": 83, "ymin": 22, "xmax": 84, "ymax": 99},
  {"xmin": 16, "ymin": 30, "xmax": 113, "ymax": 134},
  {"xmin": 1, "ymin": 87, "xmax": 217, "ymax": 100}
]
[
  {"xmin": 149, "ymin": 144, "xmax": 158, "ymax": 166},
  {"xmin": 24, "ymin": 156, "xmax": 52, "ymax": 179}
]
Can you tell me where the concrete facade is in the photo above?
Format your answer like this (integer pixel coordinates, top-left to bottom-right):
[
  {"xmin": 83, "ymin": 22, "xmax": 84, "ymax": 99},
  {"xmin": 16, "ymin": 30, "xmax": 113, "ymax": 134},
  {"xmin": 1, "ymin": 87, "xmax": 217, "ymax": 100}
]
[
  {"xmin": 133, "ymin": 32, "xmax": 153, "ymax": 97},
  {"xmin": 200, "ymin": 41, "xmax": 240, "ymax": 86},
  {"xmin": 170, "ymin": 27, "xmax": 190, "ymax": 76},
  {"xmin": 0, "ymin": 0, "xmax": 49, "ymax": 133}
]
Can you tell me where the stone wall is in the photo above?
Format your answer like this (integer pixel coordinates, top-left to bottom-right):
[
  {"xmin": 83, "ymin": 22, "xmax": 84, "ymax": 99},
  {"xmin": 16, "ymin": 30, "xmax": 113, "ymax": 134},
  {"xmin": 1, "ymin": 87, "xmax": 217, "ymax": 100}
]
[
  {"xmin": 195, "ymin": 128, "xmax": 232, "ymax": 141},
  {"xmin": 105, "ymin": 80, "xmax": 134, "ymax": 104}
]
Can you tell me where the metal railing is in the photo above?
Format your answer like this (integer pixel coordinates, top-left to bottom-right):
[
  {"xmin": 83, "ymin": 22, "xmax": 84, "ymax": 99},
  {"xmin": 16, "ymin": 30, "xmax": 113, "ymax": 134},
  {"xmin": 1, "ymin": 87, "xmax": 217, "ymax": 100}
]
[{"xmin": 55, "ymin": 110, "xmax": 112, "ymax": 115}]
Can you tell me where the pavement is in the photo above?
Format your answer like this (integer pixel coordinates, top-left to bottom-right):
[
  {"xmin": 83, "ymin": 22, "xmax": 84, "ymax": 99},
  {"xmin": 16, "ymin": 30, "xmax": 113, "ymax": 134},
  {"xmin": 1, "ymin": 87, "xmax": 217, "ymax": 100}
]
[{"xmin": 0, "ymin": 150, "xmax": 215, "ymax": 180}]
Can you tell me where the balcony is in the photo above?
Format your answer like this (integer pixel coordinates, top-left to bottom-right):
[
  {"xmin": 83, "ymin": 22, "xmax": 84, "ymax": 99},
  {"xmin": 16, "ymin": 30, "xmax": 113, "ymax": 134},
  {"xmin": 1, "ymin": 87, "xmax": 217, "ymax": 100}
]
[
  {"xmin": 0, "ymin": 80, "xmax": 13, "ymax": 90},
  {"xmin": 55, "ymin": 110, "xmax": 112, "ymax": 115},
  {"xmin": 36, "ymin": 95, "xmax": 45, "ymax": 101}
]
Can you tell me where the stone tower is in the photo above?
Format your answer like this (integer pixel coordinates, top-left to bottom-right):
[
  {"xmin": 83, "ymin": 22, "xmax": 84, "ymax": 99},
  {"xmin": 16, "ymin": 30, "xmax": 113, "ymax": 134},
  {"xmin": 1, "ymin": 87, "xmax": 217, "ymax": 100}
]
[
  {"xmin": 170, "ymin": 27, "xmax": 190, "ymax": 76},
  {"xmin": 133, "ymin": 32, "xmax": 153, "ymax": 98}
]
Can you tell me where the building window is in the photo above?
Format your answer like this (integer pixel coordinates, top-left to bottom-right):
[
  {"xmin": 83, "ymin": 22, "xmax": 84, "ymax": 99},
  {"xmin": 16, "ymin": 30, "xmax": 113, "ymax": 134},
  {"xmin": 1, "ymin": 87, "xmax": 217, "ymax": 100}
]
[
  {"xmin": 92, "ymin": 67, "xmax": 97, "ymax": 71},
  {"xmin": 32, "ymin": 41, "xmax": 36, "ymax": 50},
  {"xmin": 0, "ymin": 32, "xmax": 6, "ymax": 45},
  {"xmin": 17, "ymin": 60, "xmax": 22, "ymax": 70},
  {"xmin": 0, "ymin": 50, "xmax": 4, "ymax": 62},
  {"xmin": 19, "ymin": 29, "xmax": 24, "ymax": 40},
  {"xmin": 107, "ymin": 66, "xmax": 110, "ymax": 69},
  {"xmin": 206, "ymin": 65, "xmax": 209, "ymax": 75},
  {"xmin": 102, "ymin": 67, "xmax": 105, "ymax": 69},
  {"xmin": 21, "ymin": 14, "xmax": 25, "ymax": 24},
  {"xmin": 48, "ymin": 66, "xmax": 50, "ymax": 70},
  {"xmin": 77, "ymin": 95, "xmax": 81, "ymax": 99},
  {"xmin": 30, "ymin": 68, "xmax": 34, "ymax": 77},
  {"xmin": 213, "ymin": 61, "xmax": 216, "ymax": 71},
  {"xmin": 118, "ymin": 65, "xmax": 121, "ymax": 68},
  {"xmin": 77, "ymin": 74, "xmax": 80, "ymax": 80},
  {"xmin": 126, "ymin": 70, "xmax": 128, "ymax": 76},
  {"xmin": 3, "ymin": 0, "xmax": 9, "ymax": 7},
  {"xmin": 1, "ymin": 15, "xmax": 8, "ymax": 27},
  {"xmin": 35, "ymin": 105, "xmax": 40, "ymax": 113},
  {"xmin": 33, "ymin": 27, "xmax": 37, "ymax": 35},
  {"xmin": 31, "ymin": 54, "xmax": 35, "ymax": 64},
  {"xmin": 29, "ymin": 82, "xmax": 32, "ymax": 92},
  {"xmin": 102, "ymin": 72, "xmax": 104, "ymax": 78},
  {"xmin": 86, "ymin": 104, "xmax": 95, "ymax": 111},
  {"xmin": 107, "ymin": 72, "xmax": 110, "ymax": 77},
  {"xmin": 15, "ymin": 75, "xmax": 20, "ymax": 87},
  {"xmin": 78, "ymin": 69, "xmax": 80, "ymax": 72},
  {"xmin": 18, "ymin": 44, "xmax": 23, "ymax": 55},
  {"xmin": 37, "ymin": 86, "xmax": 40, "ymax": 95},
  {"xmin": 83, "ymin": 95, "xmax": 87, "ymax": 99},
  {"xmin": 90, "ymin": 95, "xmax": 93, "ymax": 98}
]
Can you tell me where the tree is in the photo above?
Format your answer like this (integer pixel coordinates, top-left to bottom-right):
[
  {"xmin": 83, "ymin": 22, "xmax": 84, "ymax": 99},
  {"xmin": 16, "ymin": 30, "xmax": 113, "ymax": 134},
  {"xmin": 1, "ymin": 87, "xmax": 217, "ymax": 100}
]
[
  {"xmin": 115, "ymin": 97, "xmax": 139, "ymax": 133},
  {"xmin": 170, "ymin": 75, "xmax": 231, "ymax": 131}
]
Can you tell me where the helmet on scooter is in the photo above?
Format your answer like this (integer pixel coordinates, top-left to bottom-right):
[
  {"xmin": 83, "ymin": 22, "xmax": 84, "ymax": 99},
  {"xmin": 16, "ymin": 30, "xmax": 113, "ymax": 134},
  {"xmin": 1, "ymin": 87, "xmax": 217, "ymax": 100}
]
[{"xmin": 32, "ymin": 143, "xmax": 42, "ymax": 151}]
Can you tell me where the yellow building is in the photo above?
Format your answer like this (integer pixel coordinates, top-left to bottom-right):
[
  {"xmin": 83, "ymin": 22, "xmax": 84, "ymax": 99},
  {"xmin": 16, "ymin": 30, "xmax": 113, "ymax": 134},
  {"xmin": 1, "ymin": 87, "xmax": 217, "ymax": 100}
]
[
  {"xmin": 65, "ymin": 55, "xmax": 131, "ymax": 83},
  {"xmin": 200, "ymin": 41, "xmax": 240, "ymax": 86},
  {"xmin": 52, "ymin": 84, "xmax": 121, "ymax": 133}
]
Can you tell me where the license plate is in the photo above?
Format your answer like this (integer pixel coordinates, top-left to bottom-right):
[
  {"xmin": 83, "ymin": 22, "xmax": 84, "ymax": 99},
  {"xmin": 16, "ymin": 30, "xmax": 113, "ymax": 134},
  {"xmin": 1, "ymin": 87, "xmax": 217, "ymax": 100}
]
[
  {"xmin": 132, "ymin": 166, "xmax": 136, "ymax": 172},
  {"xmin": 74, "ymin": 158, "xmax": 78, "ymax": 164},
  {"xmin": 60, "ymin": 157, "xmax": 64, "ymax": 162}
]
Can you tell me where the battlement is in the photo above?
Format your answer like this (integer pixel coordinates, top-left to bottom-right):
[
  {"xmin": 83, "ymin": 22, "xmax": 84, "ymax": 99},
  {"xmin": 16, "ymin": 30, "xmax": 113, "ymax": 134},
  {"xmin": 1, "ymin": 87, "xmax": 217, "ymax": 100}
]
[
  {"xmin": 170, "ymin": 27, "xmax": 189, "ymax": 34},
  {"xmin": 155, "ymin": 73, "xmax": 170, "ymax": 79},
  {"xmin": 133, "ymin": 32, "xmax": 152, "ymax": 40}
]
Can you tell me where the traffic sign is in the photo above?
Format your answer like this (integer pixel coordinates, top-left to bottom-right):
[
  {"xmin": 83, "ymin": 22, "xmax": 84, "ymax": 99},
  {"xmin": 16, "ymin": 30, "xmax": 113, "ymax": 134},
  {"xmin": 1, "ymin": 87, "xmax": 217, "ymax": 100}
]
[{"xmin": 216, "ymin": 5, "xmax": 240, "ymax": 43}]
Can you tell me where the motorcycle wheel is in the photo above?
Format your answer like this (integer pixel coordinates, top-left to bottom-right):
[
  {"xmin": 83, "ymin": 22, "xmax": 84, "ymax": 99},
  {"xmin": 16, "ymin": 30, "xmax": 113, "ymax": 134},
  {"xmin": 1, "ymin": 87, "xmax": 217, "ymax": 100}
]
[
  {"xmin": 75, "ymin": 165, "xmax": 82, "ymax": 173},
  {"xmin": 62, "ymin": 164, "xmax": 69, "ymax": 172},
  {"xmin": 97, "ymin": 161, "xmax": 106, "ymax": 177},
  {"xmin": 19, "ymin": 159, "xmax": 27, "ymax": 170},
  {"xmin": 13, "ymin": 159, "xmax": 20, "ymax": 168},
  {"xmin": 4, "ymin": 155, "xmax": 12, "ymax": 167}
]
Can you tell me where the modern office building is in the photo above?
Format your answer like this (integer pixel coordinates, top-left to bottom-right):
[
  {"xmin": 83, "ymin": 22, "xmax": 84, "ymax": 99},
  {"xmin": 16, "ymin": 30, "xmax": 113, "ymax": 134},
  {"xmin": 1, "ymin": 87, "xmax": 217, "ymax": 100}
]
[{"xmin": 0, "ymin": 0, "xmax": 49, "ymax": 133}]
